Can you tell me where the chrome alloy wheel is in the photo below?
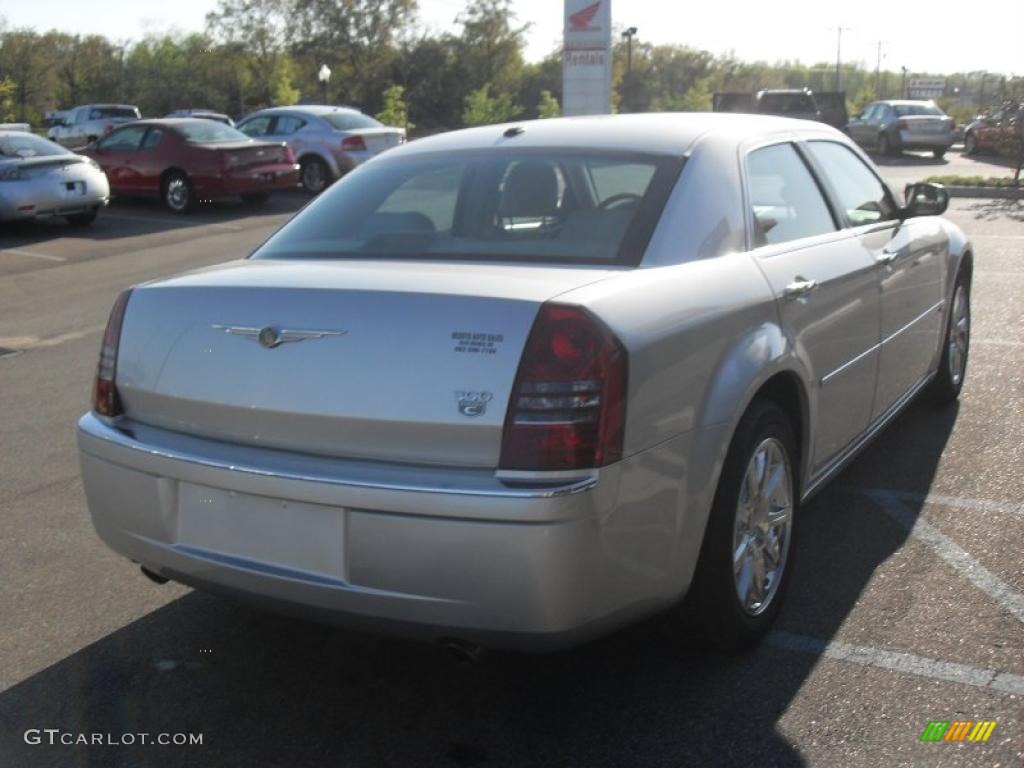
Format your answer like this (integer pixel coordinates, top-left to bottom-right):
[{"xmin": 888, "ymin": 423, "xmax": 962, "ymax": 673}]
[
  {"xmin": 732, "ymin": 437, "xmax": 794, "ymax": 616},
  {"xmin": 165, "ymin": 177, "xmax": 190, "ymax": 211},
  {"xmin": 948, "ymin": 284, "xmax": 970, "ymax": 387}
]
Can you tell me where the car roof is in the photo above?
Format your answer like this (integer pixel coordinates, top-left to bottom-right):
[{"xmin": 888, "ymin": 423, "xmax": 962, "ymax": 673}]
[
  {"xmin": 77, "ymin": 104, "xmax": 139, "ymax": 110},
  {"xmin": 394, "ymin": 113, "xmax": 845, "ymax": 158},
  {"xmin": 244, "ymin": 105, "xmax": 364, "ymax": 117},
  {"xmin": 876, "ymin": 100, "xmax": 937, "ymax": 106}
]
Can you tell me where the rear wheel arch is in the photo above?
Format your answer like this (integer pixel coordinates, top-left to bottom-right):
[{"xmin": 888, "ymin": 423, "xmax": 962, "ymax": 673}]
[{"xmin": 749, "ymin": 371, "xmax": 808, "ymax": 485}]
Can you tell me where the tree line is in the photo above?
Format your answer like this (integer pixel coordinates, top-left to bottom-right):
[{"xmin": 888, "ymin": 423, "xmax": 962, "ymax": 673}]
[{"xmin": 0, "ymin": 0, "xmax": 1018, "ymax": 134}]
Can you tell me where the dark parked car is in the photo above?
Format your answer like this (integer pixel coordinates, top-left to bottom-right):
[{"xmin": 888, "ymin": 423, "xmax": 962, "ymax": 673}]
[
  {"xmin": 964, "ymin": 103, "xmax": 1024, "ymax": 155},
  {"xmin": 79, "ymin": 118, "xmax": 299, "ymax": 213},
  {"xmin": 165, "ymin": 109, "xmax": 235, "ymax": 127},
  {"xmin": 846, "ymin": 100, "xmax": 956, "ymax": 158}
]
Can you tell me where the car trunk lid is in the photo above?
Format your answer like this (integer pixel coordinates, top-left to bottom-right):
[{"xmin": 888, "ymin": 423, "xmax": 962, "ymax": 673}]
[{"xmin": 116, "ymin": 259, "xmax": 618, "ymax": 468}]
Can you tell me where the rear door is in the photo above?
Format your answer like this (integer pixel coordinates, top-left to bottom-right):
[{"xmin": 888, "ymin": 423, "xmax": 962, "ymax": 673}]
[
  {"xmin": 122, "ymin": 126, "xmax": 167, "ymax": 194},
  {"xmin": 804, "ymin": 140, "xmax": 943, "ymax": 420},
  {"xmin": 746, "ymin": 142, "xmax": 881, "ymax": 470}
]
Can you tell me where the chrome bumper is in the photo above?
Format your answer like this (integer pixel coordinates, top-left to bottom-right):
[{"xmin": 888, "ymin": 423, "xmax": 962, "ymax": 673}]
[{"xmin": 77, "ymin": 413, "xmax": 692, "ymax": 648}]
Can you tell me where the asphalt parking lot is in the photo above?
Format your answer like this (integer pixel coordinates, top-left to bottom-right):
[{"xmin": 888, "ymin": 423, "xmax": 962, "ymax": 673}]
[{"xmin": 1, "ymin": 155, "xmax": 1022, "ymax": 767}]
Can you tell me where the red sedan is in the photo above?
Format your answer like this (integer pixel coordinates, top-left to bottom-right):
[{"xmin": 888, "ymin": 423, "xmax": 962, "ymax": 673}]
[{"xmin": 80, "ymin": 118, "xmax": 300, "ymax": 213}]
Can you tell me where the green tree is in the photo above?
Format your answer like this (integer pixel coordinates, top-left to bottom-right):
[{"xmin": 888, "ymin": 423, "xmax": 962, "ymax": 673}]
[
  {"xmin": 376, "ymin": 83, "xmax": 413, "ymax": 130},
  {"xmin": 536, "ymin": 89, "xmax": 559, "ymax": 118},
  {"xmin": 462, "ymin": 84, "xmax": 518, "ymax": 127},
  {"xmin": 0, "ymin": 76, "xmax": 15, "ymax": 122}
]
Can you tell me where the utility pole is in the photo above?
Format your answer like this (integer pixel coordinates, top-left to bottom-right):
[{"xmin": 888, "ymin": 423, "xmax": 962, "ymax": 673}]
[
  {"xmin": 834, "ymin": 26, "xmax": 851, "ymax": 91},
  {"xmin": 621, "ymin": 27, "xmax": 638, "ymax": 111},
  {"xmin": 874, "ymin": 41, "xmax": 887, "ymax": 99},
  {"xmin": 900, "ymin": 66, "xmax": 909, "ymax": 99}
]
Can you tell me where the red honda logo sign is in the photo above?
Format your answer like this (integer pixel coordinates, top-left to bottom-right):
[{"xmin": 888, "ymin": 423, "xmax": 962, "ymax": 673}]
[{"xmin": 569, "ymin": 1, "xmax": 601, "ymax": 31}]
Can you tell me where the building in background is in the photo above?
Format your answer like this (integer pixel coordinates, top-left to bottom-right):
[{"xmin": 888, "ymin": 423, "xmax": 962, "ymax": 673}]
[{"xmin": 562, "ymin": 0, "xmax": 612, "ymax": 116}]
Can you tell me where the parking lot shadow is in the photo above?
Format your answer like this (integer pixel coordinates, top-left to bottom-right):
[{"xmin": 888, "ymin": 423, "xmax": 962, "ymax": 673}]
[
  {"xmin": 0, "ymin": 400, "xmax": 959, "ymax": 768},
  {"xmin": 965, "ymin": 197, "xmax": 1024, "ymax": 222}
]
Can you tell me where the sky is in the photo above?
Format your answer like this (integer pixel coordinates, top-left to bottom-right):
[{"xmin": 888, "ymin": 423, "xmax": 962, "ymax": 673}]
[{"xmin": 1, "ymin": 0, "xmax": 1021, "ymax": 76}]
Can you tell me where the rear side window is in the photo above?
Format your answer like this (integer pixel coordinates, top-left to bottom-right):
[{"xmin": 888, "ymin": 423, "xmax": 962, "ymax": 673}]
[
  {"xmin": 140, "ymin": 128, "xmax": 164, "ymax": 150},
  {"xmin": 274, "ymin": 116, "xmax": 306, "ymax": 134},
  {"xmin": 893, "ymin": 103, "xmax": 943, "ymax": 117},
  {"xmin": 746, "ymin": 143, "xmax": 836, "ymax": 246},
  {"xmin": 88, "ymin": 107, "xmax": 139, "ymax": 120},
  {"xmin": 239, "ymin": 116, "xmax": 272, "ymax": 137},
  {"xmin": 253, "ymin": 150, "xmax": 683, "ymax": 266},
  {"xmin": 320, "ymin": 112, "xmax": 381, "ymax": 131},
  {"xmin": 805, "ymin": 141, "xmax": 896, "ymax": 226}
]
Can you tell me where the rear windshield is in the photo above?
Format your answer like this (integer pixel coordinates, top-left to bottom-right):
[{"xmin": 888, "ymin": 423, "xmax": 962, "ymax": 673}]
[
  {"xmin": 320, "ymin": 112, "xmax": 382, "ymax": 131},
  {"xmin": 175, "ymin": 121, "xmax": 251, "ymax": 144},
  {"xmin": 88, "ymin": 107, "xmax": 139, "ymax": 120},
  {"xmin": 893, "ymin": 103, "xmax": 944, "ymax": 117},
  {"xmin": 759, "ymin": 93, "xmax": 816, "ymax": 113},
  {"xmin": 253, "ymin": 150, "xmax": 683, "ymax": 266},
  {"xmin": 0, "ymin": 133, "xmax": 70, "ymax": 158}
]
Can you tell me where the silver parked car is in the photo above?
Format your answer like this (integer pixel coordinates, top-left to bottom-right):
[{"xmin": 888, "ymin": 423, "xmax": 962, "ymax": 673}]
[
  {"xmin": 846, "ymin": 100, "xmax": 957, "ymax": 158},
  {"xmin": 0, "ymin": 131, "xmax": 110, "ymax": 225},
  {"xmin": 77, "ymin": 114, "xmax": 972, "ymax": 651},
  {"xmin": 235, "ymin": 105, "xmax": 405, "ymax": 194}
]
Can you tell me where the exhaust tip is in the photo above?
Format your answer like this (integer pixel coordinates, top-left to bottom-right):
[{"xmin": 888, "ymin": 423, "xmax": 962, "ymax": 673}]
[
  {"xmin": 140, "ymin": 565, "xmax": 170, "ymax": 585},
  {"xmin": 442, "ymin": 639, "xmax": 483, "ymax": 665}
]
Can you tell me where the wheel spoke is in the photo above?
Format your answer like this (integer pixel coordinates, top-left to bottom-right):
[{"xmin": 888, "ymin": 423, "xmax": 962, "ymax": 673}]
[{"xmin": 733, "ymin": 534, "xmax": 751, "ymax": 571}]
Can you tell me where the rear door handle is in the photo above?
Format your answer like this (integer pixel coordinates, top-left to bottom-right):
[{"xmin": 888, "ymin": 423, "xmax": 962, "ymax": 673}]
[
  {"xmin": 876, "ymin": 250, "xmax": 898, "ymax": 266},
  {"xmin": 783, "ymin": 277, "xmax": 818, "ymax": 299}
]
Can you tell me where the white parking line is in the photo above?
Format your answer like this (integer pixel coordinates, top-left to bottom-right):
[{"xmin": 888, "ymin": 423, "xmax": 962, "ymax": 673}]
[
  {"xmin": 858, "ymin": 489, "xmax": 1024, "ymax": 518},
  {"xmin": 968, "ymin": 234, "xmax": 1024, "ymax": 240},
  {"xmin": 972, "ymin": 339, "xmax": 1024, "ymax": 347},
  {"xmin": 767, "ymin": 631, "xmax": 1024, "ymax": 695},
  {"xmin": 0, "ymin": 325, "xmax": 104, "ymax": 352},
  {"xmin": 867, "ymin": 491, "xmax": 1024, "ymax": 625},
  {"xmin": 0, "ymin": 248, "xmax": 66, "ymax": 262}
]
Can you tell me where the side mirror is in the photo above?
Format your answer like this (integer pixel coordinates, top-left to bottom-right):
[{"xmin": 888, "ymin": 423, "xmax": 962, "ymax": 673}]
[{"xmin": 902, "ymin": 182, "xmax": 949, "ymax": 218}]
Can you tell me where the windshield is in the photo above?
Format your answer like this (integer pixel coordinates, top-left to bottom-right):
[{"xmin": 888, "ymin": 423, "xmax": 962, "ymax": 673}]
[
  {"xmin": 175, "ymin": 121, "xmax": 251, "ymax": 144},
  {"xmin": 88, "ymin": 107, "xmax": 139, "ymax": 120},
  {"xmin": 759, "ymin": 93, "xmax": 816, "ymax": 113},
  {"xmin": 253, "ymin": 149, "xmax": 682, "ymax": 266},
  {"xmin": 320, "ymin": 111, "xmax": 383, "ymax": 131},
  {"xmin": 0, "ymin": 133, "xmax": 71, "ymax": 158},
  {"xmin": 893, "ymin": 104, "xmax": 944, "ymax": 117}
]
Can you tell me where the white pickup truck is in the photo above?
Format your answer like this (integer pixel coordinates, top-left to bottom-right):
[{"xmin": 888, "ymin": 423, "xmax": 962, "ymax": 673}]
[{"xmin": 47, "ymin": 104, "xmax": 141, "ymax": 148}]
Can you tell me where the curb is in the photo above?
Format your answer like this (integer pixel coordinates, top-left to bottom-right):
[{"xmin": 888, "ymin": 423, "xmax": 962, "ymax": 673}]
[{"xmin": 944, "ymin": 185, "xmax": 1023, "ymax": 200}]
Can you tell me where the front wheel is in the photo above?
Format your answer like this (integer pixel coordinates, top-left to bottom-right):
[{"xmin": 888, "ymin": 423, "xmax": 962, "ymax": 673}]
[
  {"xmin": 928, "ymin": 272, "xmax": 971, "ymax": 404},
  {"xmin": 932, "ymin": 149, "xmax": 946, "ymax": 159},
  {"xmin": 877, "ymin": 133, "xmax": 891, "ymax": 156},
  {"xmin": 686, "ymin": 401, "xmax": 799, "ymax": 651},
  {"xmin": 964, "ymin": 132, "xmax": 978, "ymax": 155}
]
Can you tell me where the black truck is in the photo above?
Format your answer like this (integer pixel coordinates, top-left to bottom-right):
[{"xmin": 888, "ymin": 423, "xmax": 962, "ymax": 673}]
[{"xmin": 712, "ymin": 88, "xmax": 848, "ymax": 130}]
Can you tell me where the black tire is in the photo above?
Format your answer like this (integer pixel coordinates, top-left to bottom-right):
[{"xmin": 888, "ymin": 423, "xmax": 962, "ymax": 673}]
[
  {"xmin": 162, "ymin": 171, "xmax": 194, "ymax": 214},
  {"xmin": 964, "ymin": 132, "xmax": 978, "ymax": 155},
  {"xmin": 686, "ymin": 400, "xmax": 799, "ymax": 652},
  {"xmin": 928, "ymin": 269, "xmax": 971, "ymax": 405},
  {"xmin": 66, "ymin": 209, "xmax": 97, "ymax": 226},
  {"xmin": 932, "ymin": 149, "xmax": 946, "ymax": 159},
  {"xmin": 299, "ymin": 156, "xmax": 331, "ymax": 195},
  {"xmin": 241, "ymin": 191, "xmax": 270, "ymax": 206},
  {"xmin": 877, "ymin": 133, "xmax": 891, "ymax": 156}
]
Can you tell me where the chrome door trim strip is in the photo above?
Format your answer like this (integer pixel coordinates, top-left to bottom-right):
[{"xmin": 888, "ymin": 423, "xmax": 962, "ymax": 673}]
[{"xmin": 820, "ymin": 300, "xmax": 944, "ymax": 386}]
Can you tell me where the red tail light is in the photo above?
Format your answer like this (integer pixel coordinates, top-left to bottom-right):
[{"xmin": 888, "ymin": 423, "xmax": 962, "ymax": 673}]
[
  {"xmin": 897, "ymin": 119, "xmax": 909, "ymax": 130},
  {"xmin": 283, "ymin": 144, "xmax": 296, "ymax": 164},
  {"xmin": 92, "ymin": 288, "xmax": 132, "ymax": 418},
  {"xmin": 499, "ymin": 304, "xmax": 627, "ymax": 471},
  {"xmin": 341, "ymin": 136, "xmax": 367, "ymax": 152}
]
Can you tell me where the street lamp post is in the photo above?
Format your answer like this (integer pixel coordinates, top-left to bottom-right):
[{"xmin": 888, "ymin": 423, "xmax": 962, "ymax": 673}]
[
  {"xmin": 318, "ymin": 64, "xmax": 332, "ymax": 105},
  {"xmin": 621, "ymin": 27, "xmax": 638, "ymax": 111}
]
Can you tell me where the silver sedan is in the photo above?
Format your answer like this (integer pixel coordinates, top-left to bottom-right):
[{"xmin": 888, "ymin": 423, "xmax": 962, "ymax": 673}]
[
  {"xmin": 77, "ymin": 114, "xmax": 971, "ymax": 651},
  {"xmin": 0, "ymin": 131, "xmax": 110, "ymax": 225}
]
